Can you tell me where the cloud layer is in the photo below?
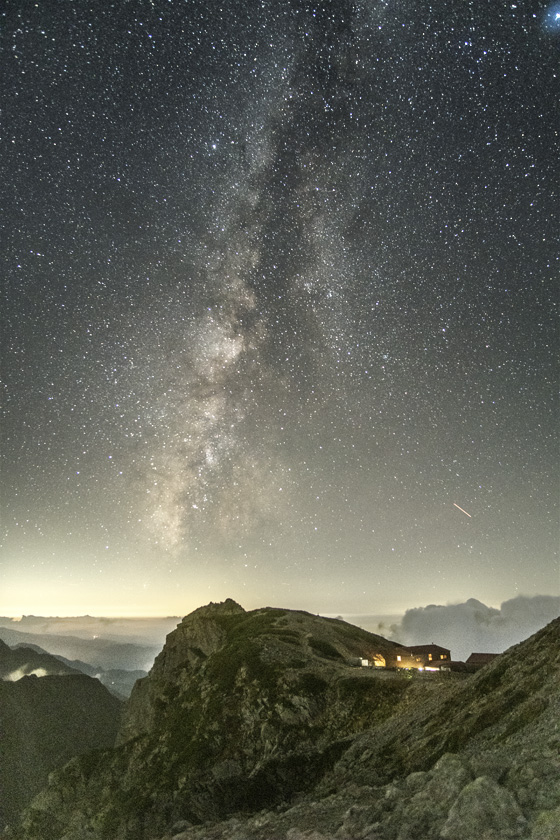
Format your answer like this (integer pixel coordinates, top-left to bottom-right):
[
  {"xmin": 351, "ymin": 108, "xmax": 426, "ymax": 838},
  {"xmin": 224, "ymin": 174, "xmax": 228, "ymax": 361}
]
[{"xmin": 386, "ymin": 595, "xmax": 560, "ymax": 662}]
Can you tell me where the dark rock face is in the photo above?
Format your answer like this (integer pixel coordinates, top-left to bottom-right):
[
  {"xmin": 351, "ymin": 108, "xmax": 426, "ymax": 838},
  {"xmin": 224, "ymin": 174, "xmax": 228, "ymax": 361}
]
[
  {"xmin": 0, "ymin": 673, "xmax": 122, "ymax": 830},
  {"xmin": 10, "ymin": 607, "xmax": 560, "ymax": 840}
]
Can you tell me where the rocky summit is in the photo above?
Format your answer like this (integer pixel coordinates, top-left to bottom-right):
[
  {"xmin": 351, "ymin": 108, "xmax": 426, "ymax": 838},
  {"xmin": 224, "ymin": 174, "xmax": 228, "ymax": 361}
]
[{"xmin": 7, "ymin": 602, "xmax": 560, "ymax": 840}]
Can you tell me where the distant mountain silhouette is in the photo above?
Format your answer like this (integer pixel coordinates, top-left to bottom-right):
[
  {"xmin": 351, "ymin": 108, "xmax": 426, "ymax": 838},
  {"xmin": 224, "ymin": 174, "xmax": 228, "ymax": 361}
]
[
  {"xmin": 0, "ymin": 626, "xmax": 160, "ymax": 671},
  {"xmin": 1, "ymin": 639, "xmax": 147, "ymax": 699},
  {"xmin": 0, "ymin": 639, "xmax": 81, "ymax": 680}
]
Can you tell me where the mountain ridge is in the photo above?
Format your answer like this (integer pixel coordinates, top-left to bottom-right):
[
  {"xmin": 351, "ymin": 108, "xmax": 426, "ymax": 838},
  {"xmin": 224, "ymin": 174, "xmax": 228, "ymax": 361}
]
[
  {"xmin": 0, "ymin": 639, "xmax": 83, "ymax": 681},
  {"xmin": 0, "ymin": 627, "xmax": 161, "ymax": 672},
  {"xmin": 7, "ymin": 603, "xmax": 560, "ymax": 840}
]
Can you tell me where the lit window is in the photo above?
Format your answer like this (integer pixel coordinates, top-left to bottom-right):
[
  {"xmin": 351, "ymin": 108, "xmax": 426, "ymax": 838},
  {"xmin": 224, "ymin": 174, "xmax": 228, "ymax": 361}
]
[
  {"xmin": 428, "ymin": 653, "xmax": 433, "ymax": 661},
  {"xmin": 397, "ymin": 655, "xmax": 401, "ymax": 662},
  {"xmin": 441, "ymin": 654, "xmax": 446, "ymax": 659}
]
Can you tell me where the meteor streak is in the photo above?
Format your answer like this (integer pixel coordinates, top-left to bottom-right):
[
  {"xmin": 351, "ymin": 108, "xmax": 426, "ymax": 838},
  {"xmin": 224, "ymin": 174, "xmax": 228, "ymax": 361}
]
[{"xmin": 453, "ymin": 503, "xmax": 472, "ymax": 518}]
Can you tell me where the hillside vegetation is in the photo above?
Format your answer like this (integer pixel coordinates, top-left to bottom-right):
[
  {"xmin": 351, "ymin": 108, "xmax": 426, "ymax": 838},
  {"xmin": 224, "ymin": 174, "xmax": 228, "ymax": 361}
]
[{"xmin": 7, "ymin": 602, "xmax": 560, "ymax": 840}]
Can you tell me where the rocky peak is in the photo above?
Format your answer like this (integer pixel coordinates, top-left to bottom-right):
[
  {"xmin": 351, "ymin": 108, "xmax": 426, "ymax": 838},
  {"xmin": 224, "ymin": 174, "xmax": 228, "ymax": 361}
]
[
  {"xmin": 117, "ymin": 600, "xmax": 245, "ymax": 743},
  {"xmin": 185, "ymin": 598, "xmax": 245, "ymax": 618}
]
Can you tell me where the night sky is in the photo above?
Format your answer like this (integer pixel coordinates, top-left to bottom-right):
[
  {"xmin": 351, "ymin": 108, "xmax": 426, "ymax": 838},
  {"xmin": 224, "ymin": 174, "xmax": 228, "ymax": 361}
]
[{"xmin": 2, "ymin": 0, "xmax": 558, "ymax": 618}]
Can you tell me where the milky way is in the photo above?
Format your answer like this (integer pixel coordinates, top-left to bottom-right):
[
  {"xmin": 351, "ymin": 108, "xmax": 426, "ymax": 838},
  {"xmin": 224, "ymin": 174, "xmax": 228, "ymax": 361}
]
[{"xmin": 1, "ymin": 0, "xmax": 558, "ymax": 615}]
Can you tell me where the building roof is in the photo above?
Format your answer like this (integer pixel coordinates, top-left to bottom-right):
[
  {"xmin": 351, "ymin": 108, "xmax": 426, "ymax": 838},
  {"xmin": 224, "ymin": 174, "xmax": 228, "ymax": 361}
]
[
  {"xmin": 406, "ymin": 644, "xmax": 451, "ymax": 655},
  {"xmin": 466, "ymin": 652, "xmax": 499, "ymax": 663}
]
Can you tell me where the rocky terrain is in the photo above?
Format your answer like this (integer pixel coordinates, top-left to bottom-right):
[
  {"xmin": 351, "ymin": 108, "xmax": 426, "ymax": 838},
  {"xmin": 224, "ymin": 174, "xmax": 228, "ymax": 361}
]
[{"xmin": 6, "ymin": 602, "xmax": 560, "ymax": 840}]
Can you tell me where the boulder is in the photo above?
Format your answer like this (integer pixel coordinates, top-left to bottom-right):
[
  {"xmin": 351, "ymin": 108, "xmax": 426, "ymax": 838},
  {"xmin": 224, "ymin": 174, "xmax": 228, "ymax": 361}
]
[{"xmin": 440, "ymin": 775, "xmax": 527, "ymax": 839}]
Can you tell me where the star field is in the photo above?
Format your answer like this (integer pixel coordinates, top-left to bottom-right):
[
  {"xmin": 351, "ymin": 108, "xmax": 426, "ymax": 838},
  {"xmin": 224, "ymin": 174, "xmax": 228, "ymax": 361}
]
[{"xmin": 1, "ymin": 0, "xmax": 558, "ymax": 616}]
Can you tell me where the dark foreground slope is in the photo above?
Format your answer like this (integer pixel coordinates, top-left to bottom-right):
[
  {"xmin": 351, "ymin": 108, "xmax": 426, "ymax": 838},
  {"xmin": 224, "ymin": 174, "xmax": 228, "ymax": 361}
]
[
  {"xmin": 11, "ymin": 605, "xmax": 560, "ymax": 840},
  {"xmin": 0, "ymin": 674, "xmax": 122, "ymax": 830}
]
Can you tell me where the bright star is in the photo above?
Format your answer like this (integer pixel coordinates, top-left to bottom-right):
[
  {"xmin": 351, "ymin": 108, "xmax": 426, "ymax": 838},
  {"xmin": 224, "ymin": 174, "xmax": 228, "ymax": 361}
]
[{"xmin": 542, "ymin": 3, "xmax": 560, "ymax": 31}]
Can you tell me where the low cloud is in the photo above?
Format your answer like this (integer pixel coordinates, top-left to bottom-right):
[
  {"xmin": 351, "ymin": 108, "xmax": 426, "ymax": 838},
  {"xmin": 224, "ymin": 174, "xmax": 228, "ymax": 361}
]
[
  {"xmin": 5, "ymin": 666, "xmax": 48, "ymax": 681},
  {"xmin": 386, "ymin": 595, "xmax": 560, "ymax": 662}
]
